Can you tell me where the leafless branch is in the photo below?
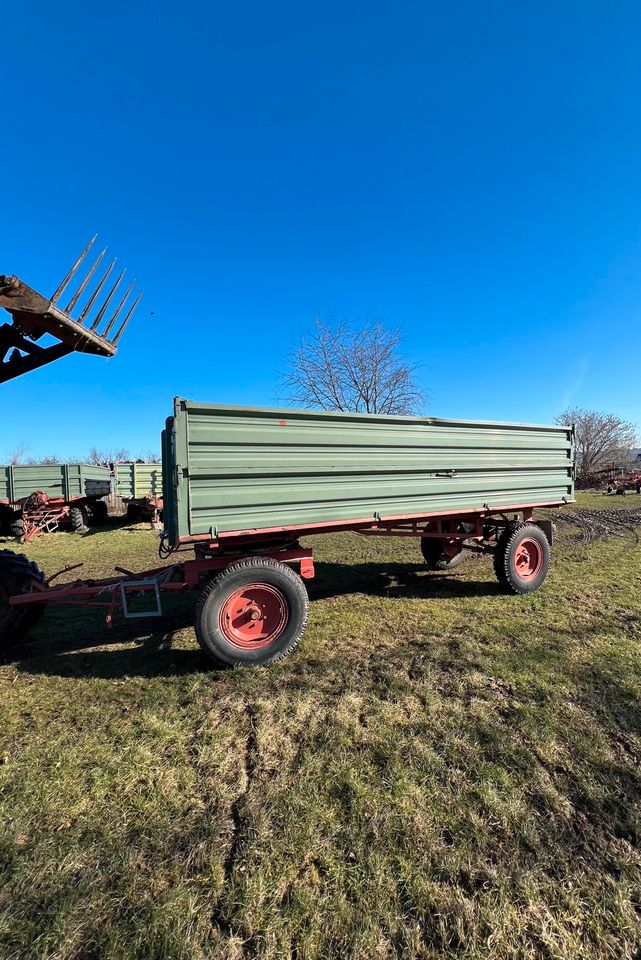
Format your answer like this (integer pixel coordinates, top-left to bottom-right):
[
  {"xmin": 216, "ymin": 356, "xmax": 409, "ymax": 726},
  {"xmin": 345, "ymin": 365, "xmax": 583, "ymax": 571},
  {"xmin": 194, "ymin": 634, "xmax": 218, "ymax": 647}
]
[
  {"xmin": 556, "ymin": 407, "xmax": 639, "ymax": 479},
  {"xmin": 279, "ymin": 317, "xmax": 426, "ymax": 415}
]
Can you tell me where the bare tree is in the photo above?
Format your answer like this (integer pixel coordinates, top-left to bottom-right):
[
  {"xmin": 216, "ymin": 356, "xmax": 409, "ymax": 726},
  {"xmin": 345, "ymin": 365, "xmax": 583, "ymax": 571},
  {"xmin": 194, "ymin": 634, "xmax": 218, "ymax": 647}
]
[
  {"xmin": 7, "ymin": 442, "xmax": 28, "ymax": 465},
  {"xmin": 556, "ymin": 407, "xmax": 639, "ymax": 477},
  {"xmin": 279, "ymin": 318, "xmax": 425, "ymax": 415},
  {"xmin": 88, "ymin": 446, "xmax": 131, "ymax": 466},
  {"xmin": 141, "ymin": 450, "xmax": 162, "ymax": 463},
  {"xmin": 25, "ymin": 455, "xmax": 61, "ymax": 465}
]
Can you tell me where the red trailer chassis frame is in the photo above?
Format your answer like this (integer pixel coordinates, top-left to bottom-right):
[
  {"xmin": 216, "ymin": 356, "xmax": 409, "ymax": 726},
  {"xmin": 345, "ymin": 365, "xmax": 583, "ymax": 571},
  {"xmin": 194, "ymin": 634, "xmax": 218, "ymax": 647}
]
[
  {"xmin": 8, "ymin": 502, "xmax": 557, "ymax": 624},
  {"xmin": 1, "ymin": 492, "xmax": 104, "ymax": 542},
  {"xmin": 125, "ymin": 494, "xmax": 164, "ymax": 528},
  {"xmin": 608, "ymin": 473, "xmax": 641, "ymax": 494}
]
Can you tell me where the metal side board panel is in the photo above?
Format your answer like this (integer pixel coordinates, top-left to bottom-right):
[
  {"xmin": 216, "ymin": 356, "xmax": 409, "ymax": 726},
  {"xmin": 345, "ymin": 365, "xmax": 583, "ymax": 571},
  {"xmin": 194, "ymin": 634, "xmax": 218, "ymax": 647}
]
[
  {"xmin": 0, "ymin": 463, "xmax": 111, "ymax": 503},
  {"xmin": 162, "ymin": 399, "xmax": 575, "ymax": 546}
]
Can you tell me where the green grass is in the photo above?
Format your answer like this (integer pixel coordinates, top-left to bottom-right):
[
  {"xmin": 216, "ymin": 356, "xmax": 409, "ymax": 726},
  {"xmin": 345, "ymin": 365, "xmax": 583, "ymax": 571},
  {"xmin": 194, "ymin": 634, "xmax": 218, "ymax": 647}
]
[{"xmin": 1, "ymin": 493, "xmax": 641, "ymax": 959}]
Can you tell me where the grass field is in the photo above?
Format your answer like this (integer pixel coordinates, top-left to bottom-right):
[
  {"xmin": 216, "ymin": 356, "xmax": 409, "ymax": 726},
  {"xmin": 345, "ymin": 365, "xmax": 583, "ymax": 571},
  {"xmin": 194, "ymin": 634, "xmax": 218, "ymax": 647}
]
[{"xmin": 1, "ymin": 493, "xmax": 641, "ymax": 959}]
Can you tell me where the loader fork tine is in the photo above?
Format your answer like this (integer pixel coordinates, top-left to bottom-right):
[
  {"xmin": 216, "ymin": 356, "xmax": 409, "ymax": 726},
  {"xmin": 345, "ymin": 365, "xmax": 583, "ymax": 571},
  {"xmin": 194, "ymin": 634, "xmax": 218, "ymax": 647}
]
[
  {"xmin": 65, "ymin": 247, "xmax": 107, "ymax": 314},
  {"xmin": 77, "ymin": 259, "xmax": 116, "ymax": 324},
  {"xmin": 51, "ymin": 235, "xmax": 97, "ymax": 303},
  {"xmin": 91, "ymin": 267, "xmax": 126, "ymax": 332},
  {"xmin": 102, "ymin": 279, "xmax": 135, "ymax": 338},
  {"xmin": 113, "ymin": 290, "xmax": 143, "ymax": 343}
]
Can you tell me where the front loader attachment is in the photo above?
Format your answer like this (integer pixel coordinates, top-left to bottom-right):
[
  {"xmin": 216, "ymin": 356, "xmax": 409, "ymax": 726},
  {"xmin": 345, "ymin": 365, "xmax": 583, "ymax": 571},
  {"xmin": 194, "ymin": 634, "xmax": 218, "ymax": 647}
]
[{"xmin": 0, "ymin": 237, "xmax": 142, "ymax": 384}]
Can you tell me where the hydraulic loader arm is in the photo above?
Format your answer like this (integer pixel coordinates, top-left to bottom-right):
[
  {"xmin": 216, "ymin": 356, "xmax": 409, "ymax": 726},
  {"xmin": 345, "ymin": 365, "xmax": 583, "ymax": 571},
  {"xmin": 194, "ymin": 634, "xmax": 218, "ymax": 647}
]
[{"xmin": 0, "ymin": 237, "xmax": 142, "ymax": 384}]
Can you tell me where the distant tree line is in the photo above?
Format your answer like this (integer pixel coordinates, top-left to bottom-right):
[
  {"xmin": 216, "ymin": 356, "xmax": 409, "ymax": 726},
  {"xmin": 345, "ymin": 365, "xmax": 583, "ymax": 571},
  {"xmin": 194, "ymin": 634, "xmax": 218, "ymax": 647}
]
[{"xmin": 5, "ymin": 445, "xmax": 161, "ymax": 466}]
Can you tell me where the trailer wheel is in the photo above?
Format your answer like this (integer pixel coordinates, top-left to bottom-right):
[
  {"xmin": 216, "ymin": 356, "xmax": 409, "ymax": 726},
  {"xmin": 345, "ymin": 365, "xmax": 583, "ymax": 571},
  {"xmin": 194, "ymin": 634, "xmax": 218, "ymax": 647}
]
[
  {"xmin": 420, "ymin": 537, "xmax": 466, "ymax": 571},
  {"xmin": 70, "ymin": 506, "xmax": 89, "ymax": 533},
  {"xmin": 493, "ymin": 523, "xmax": 550, "ymax": 595},
  {"xmin": 89, "ymin": 500, "xmax": 108, "ymax": 525},
  {"xmin": 0, "ymin": 550, "xmax": 45, "ymax": 646},
  {"xmin": 195, "ymin": 557, "xmax": 309, "ymax": 667},
  {"xmin": 9, "ymin": 516, "xmax": 24, "ymax": 540},
  {"xmin": 126, "ymin": 503, "xmax": 142, "ymax": 523}
]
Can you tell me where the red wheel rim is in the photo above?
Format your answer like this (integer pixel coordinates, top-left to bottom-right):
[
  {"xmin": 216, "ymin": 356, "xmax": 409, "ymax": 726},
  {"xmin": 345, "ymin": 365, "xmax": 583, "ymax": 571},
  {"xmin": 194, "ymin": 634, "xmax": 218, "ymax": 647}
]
[
  {"xmin": 219, "ymin": 583, "xmax": 288, "ymax": 649},
  {"xmin": 513, "ymin": 538, "xmax": 543, "ymax": 581}
]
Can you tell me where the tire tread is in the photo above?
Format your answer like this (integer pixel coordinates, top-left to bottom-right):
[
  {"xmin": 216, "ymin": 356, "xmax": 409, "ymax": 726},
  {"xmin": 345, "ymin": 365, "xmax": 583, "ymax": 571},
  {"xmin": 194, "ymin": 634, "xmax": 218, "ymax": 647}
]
[
  {"xmin": 493, "ymin": 522, "xmax": 550, "ymax": 595},
  {"xmin": 195, "ymin": 557, "xmax": 309, "ymax": 668}
]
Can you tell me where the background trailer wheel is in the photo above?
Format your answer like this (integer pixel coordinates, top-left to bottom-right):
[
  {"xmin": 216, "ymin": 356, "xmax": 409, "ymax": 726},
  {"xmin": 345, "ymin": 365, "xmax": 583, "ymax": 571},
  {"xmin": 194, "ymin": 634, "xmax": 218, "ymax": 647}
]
[
  {"xmin": 493, "ymin": 523, "xmax": 550, "ymax": 595},
  {"xmin": 420, "ymin": 536, "xmax": 466, "ymax": 571},
  {"xmin": 69, "ymin": 505, "xmax": 89, "ymax": 533},
  {"xmin": 195, "ymin": 557, "xmax": 309, "ymax": 668},
  {"xmin": 9, "ymin": 515, "xmax": 25, "ymax": 540},
  {"xmin": 126, "ymin": 503, "xmax": 142, "ymax": 523},
  {"xmin": 0, "ymin": 550, "xmax": 45, "ymax": 645},
  {"xmin": 88, "ymin": 500, "xmax": 108, "ymax": 525}
]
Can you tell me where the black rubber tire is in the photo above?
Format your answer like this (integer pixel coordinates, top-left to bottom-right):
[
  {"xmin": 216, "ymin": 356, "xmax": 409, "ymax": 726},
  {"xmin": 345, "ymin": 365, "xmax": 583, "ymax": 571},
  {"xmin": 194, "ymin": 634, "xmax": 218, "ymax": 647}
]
[
  {"xmin": 0, "ymin": 549, "xmax": 45, "ymax": 646},
  {"xmin": 9, "ymin": 516, "xmax": 24, "ymax": 540},
  {"xmin": 0, "ymin": 508, "xmax": 10, "ymax": 536},
  {"xmin": 195, "ymin": 557, "xmax": 309, "ymax": 668},
  {"xmin": 126, "ymin": 503, "xmax": 142, "ymax": 523},
  {"xmin": 69, "ymin": 505, "xmax": 89, "ymax": 533},
  {"xmin": 493, "ymin": 522, "xmax": 550, "ymax": 595},
  {"xmin": 89, "ymin": 500, "xmax": 108, "ymax": 525},
  {"xmin": 70, "ymin": 506, "xmax": 89, "ymax": 533},
  {"xmin": 420, "ymin": 537, "xmax": 466, "ymax": 571}
]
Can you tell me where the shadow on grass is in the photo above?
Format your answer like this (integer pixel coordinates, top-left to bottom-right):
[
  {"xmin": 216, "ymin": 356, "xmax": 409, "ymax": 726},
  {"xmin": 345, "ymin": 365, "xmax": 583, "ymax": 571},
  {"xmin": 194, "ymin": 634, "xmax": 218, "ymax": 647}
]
[
  {"xmin": 5, "ymin": 591, "xmax": 206, "ymax": 679},
  {"xmin": 75, "ymin": 515, "xmax": 158, "ymax": 538},
  {"xmin": 5, "ymin": 561, "xmax": 498, "ymax": 682},
  {"xmin": 308, "ymin": 560, "xmax": 499, "ymax": 601}
]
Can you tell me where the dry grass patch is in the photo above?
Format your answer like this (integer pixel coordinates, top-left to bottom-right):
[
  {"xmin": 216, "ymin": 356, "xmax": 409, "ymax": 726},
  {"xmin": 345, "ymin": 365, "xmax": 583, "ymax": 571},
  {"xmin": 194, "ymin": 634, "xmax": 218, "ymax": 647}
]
[{"xmin": 1, "ymin": 496, "xmax": 641, "ymax": 958}]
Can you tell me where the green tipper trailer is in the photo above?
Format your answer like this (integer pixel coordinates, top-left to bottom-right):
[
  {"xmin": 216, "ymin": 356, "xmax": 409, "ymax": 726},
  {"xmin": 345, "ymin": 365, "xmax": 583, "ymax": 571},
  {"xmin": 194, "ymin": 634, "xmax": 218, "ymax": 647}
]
[
  {"xmin": 0, "ymin": 463, "xmax": 111, "ymax": 540},
  {"xmin": 115, "ymin": 463, "xmax": 163, "ymax": 500},
  {"xmin": 161, "ymin": 399, "xmax": 574, "ymax": 545},
  {"xmin": 0, "ymin": 463, "xmax": 110, "ymax": 503},
  {"xmin": 115, "ymin": 463, "xmax": 163, "ymax": 524},
  {"xmin": 2, "ymin": 398, "xmax": 575, "ymax": 668}
]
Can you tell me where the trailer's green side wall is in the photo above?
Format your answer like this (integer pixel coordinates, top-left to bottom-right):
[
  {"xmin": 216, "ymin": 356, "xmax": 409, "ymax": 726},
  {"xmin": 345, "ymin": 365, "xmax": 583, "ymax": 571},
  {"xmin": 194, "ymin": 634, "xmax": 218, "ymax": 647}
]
[
  {"xmin": 0, "ymin": 463, "xmax": 111, "ymax": 503},
  {"xmin": 163, "ymin": 399, "xmax": 575, "ymax": 545},
  {"xmin": 115, "ymin": 463, "xmax": 163, "ymax": 499}
]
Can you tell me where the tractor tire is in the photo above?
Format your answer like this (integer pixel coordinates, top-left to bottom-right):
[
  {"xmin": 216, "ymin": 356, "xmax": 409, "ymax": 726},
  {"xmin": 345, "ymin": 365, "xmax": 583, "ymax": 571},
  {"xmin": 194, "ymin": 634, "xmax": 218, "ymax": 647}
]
[
  {"xmin": 0, "ymin": 549, "xmax": 45, "ymax": 646},
  {"xmin": 89, "ymin": 500, "xmax": 108, "ymax": 525},
  {"xmin": 420, "ymin": 537, "xmax": 466, "ymax": 570},
  {"xmin": 195, "ymin": 557, "xmax": 309, "ymax": 668},
  {"xmin": 70, "ymin": 506, "xmax": 89, "ymax": 533},
  {"xmin": 493, "ymin": 523, "xmax": 550, "ymax": 595}
]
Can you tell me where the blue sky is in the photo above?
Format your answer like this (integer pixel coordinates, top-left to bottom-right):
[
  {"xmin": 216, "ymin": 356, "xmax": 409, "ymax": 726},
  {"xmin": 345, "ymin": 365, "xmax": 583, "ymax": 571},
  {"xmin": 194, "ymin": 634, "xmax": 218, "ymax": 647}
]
[{"xmin": 2, "ymin": 1, "xmax": 640, "ymax": 459}]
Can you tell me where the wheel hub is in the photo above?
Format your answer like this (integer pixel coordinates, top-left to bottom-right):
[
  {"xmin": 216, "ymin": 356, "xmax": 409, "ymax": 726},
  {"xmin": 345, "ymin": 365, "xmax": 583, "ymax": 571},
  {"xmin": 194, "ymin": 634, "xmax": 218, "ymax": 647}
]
[
  {"xmin": 513, "ymin": 538, "xmax": 543, "ymax": 580},
  {"xmin": 219, "ymin": 583, "xmax": 288, "ymax": 649}
]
